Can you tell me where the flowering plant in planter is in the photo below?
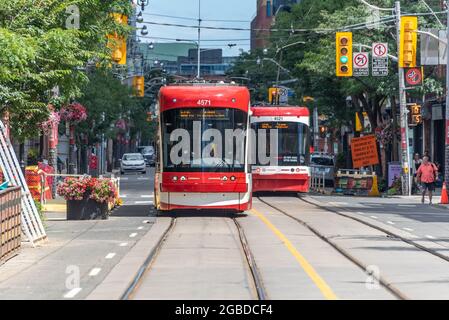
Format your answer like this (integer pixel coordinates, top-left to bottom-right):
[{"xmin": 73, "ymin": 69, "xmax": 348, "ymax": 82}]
[
  {"xmin": 60, "ymin": 102, "xmax": 87, "ymax": 124},
  {"xmin": 57, "ymin": 177, "xmax": 118, "ymax": 204},
  {"xmin": 90, "ymin": 179, "xmax": 118, "ymax": 204},
  {"xmin": 57, "ymin": 177, "xmax": 89, "ymax": 201}
]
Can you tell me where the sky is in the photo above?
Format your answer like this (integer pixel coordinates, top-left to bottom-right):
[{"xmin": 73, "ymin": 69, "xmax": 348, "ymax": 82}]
[{"xmin": 136, "ymin": 0, "xmax": 256, "ymax": 56}]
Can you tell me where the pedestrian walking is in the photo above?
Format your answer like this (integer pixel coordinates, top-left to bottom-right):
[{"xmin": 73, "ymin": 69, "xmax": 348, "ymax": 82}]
[
  {"xmin": 416, "ymin": 156, "xmax": 438, "ymax": 205},
  {"xmin": 412, "ymin": 153, "xmax": 422, "ymax": 194}
]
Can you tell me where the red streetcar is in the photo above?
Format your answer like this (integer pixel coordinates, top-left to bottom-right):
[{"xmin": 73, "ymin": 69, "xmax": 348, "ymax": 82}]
[
  {"xmin": 154, "ymin": 84, "xmax": 252, "ymax": 212},
  {"xmin": 250, "ymin": 106, "xmax": 311, "ymax": 193}
]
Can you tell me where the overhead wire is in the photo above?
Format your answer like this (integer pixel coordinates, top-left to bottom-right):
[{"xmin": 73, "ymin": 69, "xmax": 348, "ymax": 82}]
[{"xmin": 141, "ymin": 12, "xmax": 251, "ymax": 23}]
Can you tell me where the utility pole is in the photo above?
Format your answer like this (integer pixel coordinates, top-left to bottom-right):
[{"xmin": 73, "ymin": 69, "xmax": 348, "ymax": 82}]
[
  {"xmin": 314, "ymin": 106, "xmax": 319, "ymax": 152},
  {"xmin": 445, "ymin": 2, "xmax": 449, "ymax": 196},
  {"xmin": 395, "ymin": 1, "xmax": 411, "ymax": 196},
  {"xmin": 197, "ymin": 0, "xmax": 201, "ymax": 79}
]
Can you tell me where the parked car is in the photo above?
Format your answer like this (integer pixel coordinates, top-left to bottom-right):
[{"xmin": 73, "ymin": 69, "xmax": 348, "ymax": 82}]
[
  {"xmin": 120, "ymin": 153, "xmax": 146, "ymax": 175},
  {"xmin": 137, "ymin": 146, "xmax": 155, "ymax": 166},
  {"xmin": 310, "ymin": 153, "xmax": 336, "ymax": 187}
]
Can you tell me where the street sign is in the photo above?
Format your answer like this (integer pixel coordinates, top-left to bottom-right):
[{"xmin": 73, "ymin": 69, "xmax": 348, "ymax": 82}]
[
  {"xmin": 372, "ymin": 42, "xmax": 389, "ymax": 76},
  {"xmin": 404, "ymin": 67, "xmax": 423, "ymax": 87},
  {"xmin": 351, "ymin": 135, "xmax": 380, "ymax": 168},
  {"xmin": 353, "ymin": 52, "xmax": 369, "ymax": 76},
  {"xmin": 420, "ymin": 29, "xmax": 440, "ymax": 65}
]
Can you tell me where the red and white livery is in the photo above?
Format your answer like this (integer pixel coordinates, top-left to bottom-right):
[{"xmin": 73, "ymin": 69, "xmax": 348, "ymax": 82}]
[
  {"xmin": 250, "ymin": 106, "xmax": 311, "ymax": 193},
  {"xmin": 154, "ymin": 85, "xmax": 252, "ymax": 212}
]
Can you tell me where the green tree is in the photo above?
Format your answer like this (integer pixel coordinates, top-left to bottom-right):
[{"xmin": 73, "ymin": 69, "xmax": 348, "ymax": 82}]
[{"xmin": 0, "ymin": 0, "xmax": 133, "ymax": 141}]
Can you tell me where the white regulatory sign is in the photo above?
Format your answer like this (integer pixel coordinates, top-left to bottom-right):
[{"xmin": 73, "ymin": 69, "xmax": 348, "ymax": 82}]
[
  {"xmin": 372, "ymin": 43, "xmax": 388, "ymax": 76},
  {"xmin": 372, "ymin": 43, "xmax": 388, "ymax": 58},
  {"xmin": 353, "ymin": 52, "xmax": 369, "ymax": 76}
]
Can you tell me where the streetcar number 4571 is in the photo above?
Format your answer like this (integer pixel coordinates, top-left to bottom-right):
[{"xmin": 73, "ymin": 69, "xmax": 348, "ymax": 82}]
[{"xmin": 197, "ymin": 99, "xmax": 211, "ymax": 106}]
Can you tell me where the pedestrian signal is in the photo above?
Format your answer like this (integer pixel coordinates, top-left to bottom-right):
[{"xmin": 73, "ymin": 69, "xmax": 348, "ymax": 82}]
[
  {"xmin": 408, "ymin": 104, "xmax": 422, "ymax": 126},
  {"xmin": 336, "ymin": 32, "xmax": 352, "ymax": 77}
]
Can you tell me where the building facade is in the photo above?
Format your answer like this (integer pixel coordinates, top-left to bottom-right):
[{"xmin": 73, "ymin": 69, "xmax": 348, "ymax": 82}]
[{"xmin": 251, "ymin": 0, "xmax": 301, "ymax": 50}]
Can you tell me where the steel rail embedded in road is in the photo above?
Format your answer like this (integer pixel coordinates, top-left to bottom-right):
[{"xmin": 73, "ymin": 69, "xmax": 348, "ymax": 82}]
[
  {"xmin": 257, "ymin": 196, "xmax": 409, "ymax": 300},
  {"xmin": 233, "ymin": 216, "xmax": 268, "ymax": 300},
  {"xmin": 298, "ymin": 196, "xmax": 449, "ymax": 267},
  {"xmin": 121, "ymin": 217, "xmax": 177, "ymax": 300},
  {"xmin": 121, "ymin": 214, "xmax": 267, "ymax": 300}
]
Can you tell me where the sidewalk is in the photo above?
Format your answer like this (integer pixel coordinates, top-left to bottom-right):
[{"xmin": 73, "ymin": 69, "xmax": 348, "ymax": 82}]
[
  {"xmin": 43, "ymin": 198, "xmax": 66, "ymax": 220},
  {"xmin": 0, "ymin": 199, "xmax": 156, "ymax": 299}
]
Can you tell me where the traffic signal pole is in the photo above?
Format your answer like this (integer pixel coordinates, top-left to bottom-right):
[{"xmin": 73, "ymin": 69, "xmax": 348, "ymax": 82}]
[
  {"xmin": 395, "ymin": 1, "xmax": 411, "ymax": 196},
  {"xmin": 445, "ymin": 6, "xmax": 449, "ymax": 198}
]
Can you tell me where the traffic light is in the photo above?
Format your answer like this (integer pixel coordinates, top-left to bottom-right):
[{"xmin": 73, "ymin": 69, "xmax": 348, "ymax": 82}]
[
  {"xmin": 409, "ymin": 104, "xmax": 422, "ymax": 125},
  {"xmin": 319, "ymin": 125, "xmax": 328, "ymax": 138},
  {"xmin": 268, "ymin": 88, "xmax": 279, "ymax": 104},
  {"xmin": 133, "ymin": 76, "xmax": 145, "ymax": 97},
  {"xmin": 107, "ymin": 13, "xmax": 128, "ymax": 65},
  {"xmin": 336, "ymin": 32, "xmax": 352, "ymax": 77},
  {"xmin": 399, "ymin": 16, "xmax": 418, "ymax": 68}
]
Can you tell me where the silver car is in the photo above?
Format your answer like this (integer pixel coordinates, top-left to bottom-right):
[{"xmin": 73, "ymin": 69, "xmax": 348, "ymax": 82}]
[
  {"xmin": 120, "ymin": 153, "xmax": 146, "ymax": 175},
  {"xmin": 310, "ymin": 153, "xmax": 335, "ymax": 186}
]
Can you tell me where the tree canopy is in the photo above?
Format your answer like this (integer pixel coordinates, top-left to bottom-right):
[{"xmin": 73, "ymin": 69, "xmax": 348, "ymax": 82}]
[
  {"xmin": 228, "ymin": 0, "xmax": 445, "ymax": 130},
  {"xmin": 0, "ymin": 0, "xmax": 133, "ymax": 140}
]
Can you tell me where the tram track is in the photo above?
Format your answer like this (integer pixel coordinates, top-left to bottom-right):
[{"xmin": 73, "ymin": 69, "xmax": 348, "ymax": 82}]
[
  {"xmin": 297, "ymin": 195, "xmax": 449, "ymax": 265},
  {"xmin": 121, "ymin": 217, "xmax": 177, "ymax": 300},
  {"xmin": 233, "ymin": 216, "xmax": 268, "ymax": 300},
  {"xmin": 121, "ymin": 214, "xmax": 267, "ymax": 300},
  {"xmin": 257, "ymin": 196, "xmax": 409, "ymax": 300}
]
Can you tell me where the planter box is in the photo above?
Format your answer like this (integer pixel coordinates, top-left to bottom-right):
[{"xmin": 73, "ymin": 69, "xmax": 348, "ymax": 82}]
[
  {"xmin": 67, "ymin": 198, "xmax": 109, "ymax": 220},
  {"xmin": 0, "ymin": 187, "xmax": 21, "ymax": 264}
]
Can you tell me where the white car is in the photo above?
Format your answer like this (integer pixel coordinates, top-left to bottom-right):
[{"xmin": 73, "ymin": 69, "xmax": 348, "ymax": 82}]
[{"xmin": 120, "ymin": 153, "xmax": 146, "ymax": 175}]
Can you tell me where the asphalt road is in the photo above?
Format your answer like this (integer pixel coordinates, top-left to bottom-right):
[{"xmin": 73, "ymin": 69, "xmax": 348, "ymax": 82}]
[
  {"xmin": 308, "ymin": 195, "xmax": 449, "ymax": 248},
  {"xmin": 3, "ymin": 170, "xmax": 449, "ymax": 300}
]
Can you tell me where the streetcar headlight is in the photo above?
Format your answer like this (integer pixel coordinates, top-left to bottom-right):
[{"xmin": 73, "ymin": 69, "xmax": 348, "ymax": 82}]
[
  {"xmin": 172, "ymin": 176, "xmax": 178, "ymax": 181},
  {"xmin": 222, "ymin": 176, "xmax": 228, "ymax": 181},
  {"xmin": 180, "ymin": 176, "xmax": 187, "ymax": 181},
  {"xmin": 230, "ymin": 176, "xmax": 236, "ymax": 181}
]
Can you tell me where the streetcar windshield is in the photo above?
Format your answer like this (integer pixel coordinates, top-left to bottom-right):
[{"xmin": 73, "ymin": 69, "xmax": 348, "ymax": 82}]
[
  {"xmin": 162, "ymin": 108, "xmax": 248, "ymax": 172},
  {"xmin": 252, "ymin": 122, "xmax": 310, "ymax": 166}
]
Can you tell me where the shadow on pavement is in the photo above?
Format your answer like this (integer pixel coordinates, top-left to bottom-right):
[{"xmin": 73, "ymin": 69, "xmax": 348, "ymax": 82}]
[{"xmin": 112, "ymin": 204, "xmax": 153, "ymax": 217}]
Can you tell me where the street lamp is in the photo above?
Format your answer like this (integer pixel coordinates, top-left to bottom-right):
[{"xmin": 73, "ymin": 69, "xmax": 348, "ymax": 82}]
[
  {"xmin": 136, "ymin": 0, "xmax": 149, "ymax": 11},
  {"xmin": 141, "ymin": 25, "xmax": 148, "ymax": 36},
  {"xmin": 137, "ymin": 11, "xmax": 144, "ymax": 23}
]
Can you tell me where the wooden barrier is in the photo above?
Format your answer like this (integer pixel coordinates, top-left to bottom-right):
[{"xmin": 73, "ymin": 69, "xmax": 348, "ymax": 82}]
[
  {"xmin": 335, "ymin": 169, "xmax": 377, "ymax": 196},
  {"xmin": 0, "ymin": 186, "xmax": 21, "ymax": 264}
]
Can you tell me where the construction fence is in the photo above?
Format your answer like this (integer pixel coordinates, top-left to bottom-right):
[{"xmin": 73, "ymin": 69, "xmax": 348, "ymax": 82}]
[{"xmin": 0, "ymin": 186, "xmax": 21, "ymax": 264}]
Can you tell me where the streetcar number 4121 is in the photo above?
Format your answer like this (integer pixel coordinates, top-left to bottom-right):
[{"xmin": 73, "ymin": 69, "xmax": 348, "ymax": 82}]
[{"xmin": 197, "ymin": 99, "xmax": 211, "ymax": 106}]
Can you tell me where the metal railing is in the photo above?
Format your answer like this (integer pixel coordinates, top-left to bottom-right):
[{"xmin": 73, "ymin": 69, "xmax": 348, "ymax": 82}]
[{"xmin": 310, "ymin": 170, "xmax": 326, "ymax": 194}]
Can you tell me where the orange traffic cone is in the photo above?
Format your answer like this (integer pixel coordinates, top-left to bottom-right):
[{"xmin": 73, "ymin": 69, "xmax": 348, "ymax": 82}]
[{"xmin": 440, "ymin": 182, "xmax": 449, "ymax": 205}]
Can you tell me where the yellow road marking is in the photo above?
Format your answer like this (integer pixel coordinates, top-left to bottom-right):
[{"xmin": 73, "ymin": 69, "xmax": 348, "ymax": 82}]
[{"xmin": 251, "ymin": 208, "xmax": 338, "ymax": 300}]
